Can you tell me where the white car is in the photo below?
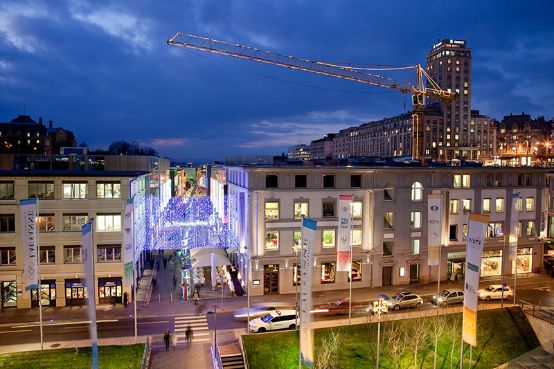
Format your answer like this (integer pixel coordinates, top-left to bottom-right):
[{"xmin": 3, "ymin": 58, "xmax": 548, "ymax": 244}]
[
  {"xmin": 248, "ymin": 309, "xmax": 299, "ymax": 333},
  {"xmin": 233, "ymin": 302, "xmax": 289, "ymax": 321},
  {"xmin": 477, "ymin": 285, "xmax": 513, "ymax": 300}
]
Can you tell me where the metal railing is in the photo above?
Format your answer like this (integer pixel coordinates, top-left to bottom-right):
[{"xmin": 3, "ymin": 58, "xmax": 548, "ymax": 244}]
[
  {"xmin": 520, "ymin": 300, "xmax": 554, "ymax": 324},
  {"xmin": 140, "ymin": 336, "xmax": 151, "ymax": 369}
]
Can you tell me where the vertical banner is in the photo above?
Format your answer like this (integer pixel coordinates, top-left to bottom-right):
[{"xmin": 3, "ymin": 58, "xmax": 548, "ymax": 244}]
[
  {"xmin": 462, "ymin": 213, "xmax": 489, "ymax": 347},
  {"xmin": 427, "ymin": 194, "xmax": 442, "ymax": 266},
  {"xmin": 20, "ymin": 198, "xmax": 39, "ymax": 291},
  {"xmin": 124, "ymin": 199, "xmax": 134, "ymax": 286},
  {"xmin": 300, "ymin": 217, "xmax": 317, "ymax": 367},
  {"xmin": 82, "ymin": 220, "xmax": 99, "ymax": 369},
  {"xmin": 337, "ymin": 195, "xmax": 353, "ymax": 272},
  {"xmin": 508, "ymin": 192, "xmax": 520, "ymax": 262}
]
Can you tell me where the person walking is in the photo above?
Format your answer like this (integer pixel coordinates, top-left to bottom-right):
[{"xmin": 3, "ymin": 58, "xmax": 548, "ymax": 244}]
[
  {"xmin": 185, "ymin": 326, "xmax": 193, "ymax": 346},
  {"xmin": 164, "ymin": 329, "xmax": 171, "ymax": 352},
  {"xmin": 123, "ymin": 292, "xmax": 128, "ymax": 308}
]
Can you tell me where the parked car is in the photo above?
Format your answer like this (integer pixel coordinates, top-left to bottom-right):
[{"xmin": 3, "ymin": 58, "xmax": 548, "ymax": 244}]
[
  {"xmin": 248, "ymin": 309, "xmax": 299, "ymax": 333},
  {"xmin": 233, "ymin": 302, "xmax": 289, "ymax": 321},
  {"xmin": 387, "ymin": 292, "xmax": 424, "ymax": 311},
  {"xmin": 365, "ymin": 294, "xmax": 390, "ymax": 315},
  {"xmin": 431, "ymin": 289, "xmax": 464, "ymax": 306},
  {"xmin": 478, "ymin": 285, "xmax": 513, "ymax": 300}
]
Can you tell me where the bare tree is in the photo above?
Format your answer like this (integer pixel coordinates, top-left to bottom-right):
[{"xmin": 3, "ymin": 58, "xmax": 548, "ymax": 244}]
[
  {"xmin": 431, "ymin": 312, "xmax": 448, "ymax": 369},
  {"xmin": 410, "ymin": 317, "xmax": 430, "ymax": 368},
  {"xmin": 315, "ymin": 330, "xmax": 341, "ymax": 369},
  {"xmin": 448, "ymin": 314, "xmax": 462, "ymax": 369},
  {"xmin": 385, "ymin": 320, "xmax": 409, "ymax": 368}
]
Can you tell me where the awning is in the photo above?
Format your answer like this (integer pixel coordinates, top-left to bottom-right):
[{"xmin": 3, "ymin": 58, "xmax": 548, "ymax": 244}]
[{"xmin": 190, "ymin": 248, "xmax": 231, "ymax": 267}]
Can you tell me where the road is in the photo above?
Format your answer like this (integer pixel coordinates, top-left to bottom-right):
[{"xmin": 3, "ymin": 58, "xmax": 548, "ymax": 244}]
[{"xmin": 1, "ymin": 279, "xmax": 552, "ymax": 348}]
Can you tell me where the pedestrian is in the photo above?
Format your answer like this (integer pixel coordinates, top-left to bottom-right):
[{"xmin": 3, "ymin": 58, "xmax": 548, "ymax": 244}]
[
  {"xmin": 123, "ymin": 292, "xmax": 128, "ymax": 308},
  {"xmin": 193, "ymin": 290, "xmax": 199, "ymax": 305},
  {"xmin": 185, "ymin": 326, "xmax": 193, "ymax": 345},
  {"xmin": 164, "ymin": 329, "xmax": 171, "ymax": 352}
]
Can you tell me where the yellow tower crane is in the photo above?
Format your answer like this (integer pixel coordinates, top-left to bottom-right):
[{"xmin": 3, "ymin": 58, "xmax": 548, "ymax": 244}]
[{"xmin": 167, "ymin": 32, "xmax": 457, "ymax": 160}]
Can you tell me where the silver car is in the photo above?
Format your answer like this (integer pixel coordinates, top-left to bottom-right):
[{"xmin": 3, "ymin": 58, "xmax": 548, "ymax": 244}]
[
  {"xmin": 387, "ymin": 292, "xmax": 423, "ymax": 311},
  {"xmin": 431, "ymin": 289, "xmax": 464, "ymax": 306}
]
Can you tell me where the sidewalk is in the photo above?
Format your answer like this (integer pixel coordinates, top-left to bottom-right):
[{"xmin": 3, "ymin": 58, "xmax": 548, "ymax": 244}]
[{"xmin": 149, "ymin": 342, "xmax": 212, "ymax": 369}]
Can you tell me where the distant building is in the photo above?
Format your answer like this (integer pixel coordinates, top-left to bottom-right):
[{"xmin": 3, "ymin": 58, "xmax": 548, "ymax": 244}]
[
  {"xmin": 287, "ymin": 144, "xmax": 311, "ymax": 161},
  {"xmin": 309, "ymin": 134, "xmax": 335, "ymax": 160},
  {"xmin": 45, "ymin": 119, "xmax": 77, "ymax": 155},
  {"xmin": 226, "ymin": 155, "xmax": 274, "ymax": 165}
]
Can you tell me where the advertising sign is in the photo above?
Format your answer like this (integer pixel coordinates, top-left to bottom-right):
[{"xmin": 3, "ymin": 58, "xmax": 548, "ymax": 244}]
[
  {"xmin": 300, "ymin": 217, "xmax": 317, "ymax": 367},
  {"xmin": 124, "ymin": 199, "xmax": 134, "ymax": 286},
  {"xmin": 20, "ymin": 198, "xmax": 38, "ymax": 291},
  {"xmin": 509, "ymin": 192, "xmax": 520, "ymax": 261},
  {"xmin": 427, "ymin": 194, "xmax": 442, "ymax": 266},
  {"xmin": 462, "ymin": 213, "xmax": 489, "ymax": 346},
  {"xmin": 337, "ymin": 195, "xmax": 352, "ymax": 272}
]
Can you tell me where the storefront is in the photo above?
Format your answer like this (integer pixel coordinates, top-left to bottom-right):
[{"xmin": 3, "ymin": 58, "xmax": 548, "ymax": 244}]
[
  {"xmin": 65, "ymin": 279, "xmax": 87, "ymax": 306},
  {"xmin": 1, "ymin": 281, "xmax": 16, "ymax": 308},
  {"xmin": 98, "ymin": 278, "xmax": 122, "ymax": 304},
  {"xmin": 447, "ymin": 252, "xmax": 466, "ymax": 281},
  {"xmin": 515, "ymin": 247, "xmax": 533, "ymax": 274},
  {"xmin": 31, "ymin": 280, "xmax": 56, "ymax": 307},
  {"xmin": 481, "ymin": 250, "xmax": 503, "ymax": 277}
]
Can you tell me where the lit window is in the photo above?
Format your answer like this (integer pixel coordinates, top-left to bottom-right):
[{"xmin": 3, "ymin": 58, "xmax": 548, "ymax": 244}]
[
  {"xmin": 350, "ymin": 260, "xmax": 362, "ymax": 282},
  {"xmin": 63, "ymin": 183, "xmax": 87, "ymax": 199},
  {"xmin": 496, "ymin": 198, "xmax": 504, "ymax": 213},
  {"xmin": 351, "ymin": 229, "xmax": 362, "ymax": 246},
  {"xmin": 97, "ymin": 182, "xmax": 121, "ymax": 198},
  {"xmin": 486, "ymin": 222, "xmax": 503, "ymax": 238},
  {"xmin": 97, "ymin": 245, "xmax": 122, "ymax": 262},
  {"xmin": 265, "ymin": 231, "xmax": 279, "ymax": 250},
  {"xmin": 462, "ymin": 224, "xmax": 468, "ymax": 240},
  {"xmin": 38, "ymin": 214, "xmax": 55, "ymax": 232},
  {"xmin": 526, "ymin": 221, "xmax": 535, "ymax": 236},
  {"xmin": 525, "ymin": 197, "xmax": 534, "ymax": 212},
  {"xmin": 63, "ymin": 214, "xmax": 88, "ymax": 232},
  {"xmin": 462, "ymin": 199, "xmax": 471, "ymax": 212},
  {"xmin": 96, "ymin": 214, "xmax": 122, "ymax": 232},
  {"xmin": 293, "ymin": 231, "xmax": 301, "ymax": 250},
  {"xmin": 64, "ymin": 246, "xmax": 82, "ymax": 263},
  {"xmin": 322, "ymin": 229, "xmax": 336, "ymax": 248},
  {"xmin": 321, "ymin": 262, "xmax": 336, "ymax": 284},
  {"xmin": 449, "ymin": 199, "xmax": 459, "ymax": 215},
  {"xmin": 483, "ymin": 198, "xmax": 491, "ymax": 213},
  {"xmin": 410, "ymin": 211, "xmax": 422, "ymax": 229},
  {"xmin": 462, "ymin": 175, "xmax": 471, "ymax": 188},
  {"xmin": 294, "ymin": 201, "xmax": 309, "ymax": 219},
  {"xmin": 351, "ymin": 201, "xmax": 362, "ymax": 219},
  {"xmin": 411, "ymin": 239, "xmax": 420, "ymax": 255},
  {"xmin": 411, "ymin": 182, "xmax": 423, "ymax": 201},
  {"xmin": 39, "ymin": 246, "xmax": 56, "ymax": 264},
  {"xmin": 264, "ymin": 202, "xmax": 279, "ymax": 220},
  {"xmin": 384, "ymin": 212, "xmax": 394, "ymax": 229}
]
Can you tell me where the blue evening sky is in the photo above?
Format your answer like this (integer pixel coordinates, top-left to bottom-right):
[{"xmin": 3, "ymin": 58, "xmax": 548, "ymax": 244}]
[{"xmin": 1, "ymin": 0, "xmax": 553, "ymax": 162}]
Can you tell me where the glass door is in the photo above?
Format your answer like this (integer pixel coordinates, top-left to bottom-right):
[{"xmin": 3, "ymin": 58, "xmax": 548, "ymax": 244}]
[{"xmin": 263, "ymin": 264, "xmax": 279, "ymax": 295}]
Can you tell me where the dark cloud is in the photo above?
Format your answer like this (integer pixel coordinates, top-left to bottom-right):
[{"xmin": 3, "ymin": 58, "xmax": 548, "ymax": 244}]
[{"xmin": 1, "ymin": 0, "xmax": 553, "ymax": 161}]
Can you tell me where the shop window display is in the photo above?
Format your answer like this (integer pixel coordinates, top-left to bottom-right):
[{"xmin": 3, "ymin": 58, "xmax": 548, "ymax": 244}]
[
  {"xmin": 481, "ymin": 250, "xmax": 502, "ymax": 277},
  {"xmin": 515, "ymin": 248, "xmax": 532, "ymax": 273},
  {"xmin": 321, "ymin": 262, "xmax": 336, "ymax": 283}
]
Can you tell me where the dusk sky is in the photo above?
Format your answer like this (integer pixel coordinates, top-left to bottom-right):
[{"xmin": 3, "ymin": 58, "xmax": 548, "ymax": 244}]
[{"xmin": 1, "ymin": 0, "xmax": 553, "ymax": 162}]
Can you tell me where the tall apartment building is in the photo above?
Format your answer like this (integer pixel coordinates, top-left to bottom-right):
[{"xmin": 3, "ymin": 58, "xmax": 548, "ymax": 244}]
[
  {"xmin": 287, "ymin": 144, "xmax": 311, "ymax": 161},
  {"xmin": 218, "ymin": 165, "xmax": 547, "ymax": 296}
]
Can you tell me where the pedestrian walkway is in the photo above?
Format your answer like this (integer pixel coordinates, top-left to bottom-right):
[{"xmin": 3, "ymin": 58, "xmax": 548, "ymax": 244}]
[
  {"xmin": 149, "ymin": 343, "xmax": 212, "ymax": 369},
  {"xmin": 174, "ymin": 315, "xmax": 211, "ymax": 345}
]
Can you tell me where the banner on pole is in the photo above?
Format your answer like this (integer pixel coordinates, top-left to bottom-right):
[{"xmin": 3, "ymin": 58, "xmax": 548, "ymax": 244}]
[
  {"xmin": 462, "ymin": 213, "xmax": 489, "ymax": 347},
  {"xmin": 82, "ymin": 220, "xmax": 99, "ymax": 368},
  {"xmin": 300, "ymin": 217, "xmax": 317, "ymax": 367},
  {"xmin": 427, "ymin": 194, "xmax": 442, "ymax": 266},
  {"xmin": 124, "ymin": 199, "xmax": 134, "ymax": 286},
  {"xmin": 508, "ymin": 192, "xmax": 520, "ymax": 262},
  {"xmin": 337, "ymin": 195, "xmax": 352, "ymax": 272},
  {"xmin": 20, "ymin": 198, "xmax": 39, "ymax": 291}
]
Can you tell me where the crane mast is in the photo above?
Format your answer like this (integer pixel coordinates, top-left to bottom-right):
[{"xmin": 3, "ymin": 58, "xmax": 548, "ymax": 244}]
[{"xmin": 167, "ymin": 32, "xmax": 456, "ymax": 160}]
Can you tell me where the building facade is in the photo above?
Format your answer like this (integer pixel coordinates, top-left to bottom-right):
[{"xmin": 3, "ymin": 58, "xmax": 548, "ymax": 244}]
[
  {"xmin": 287, "ymin": 144, "xmax": 311, "ymax": 161},
  {"xmin": 220, "ymin": 165, "xmax": 547, "ymax": 296}
]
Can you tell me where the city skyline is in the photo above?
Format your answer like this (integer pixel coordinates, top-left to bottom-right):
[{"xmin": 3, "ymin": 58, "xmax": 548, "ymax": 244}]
[{"xmin": 0, "ymin": 1, "xmax": 553, "ymax": 162}]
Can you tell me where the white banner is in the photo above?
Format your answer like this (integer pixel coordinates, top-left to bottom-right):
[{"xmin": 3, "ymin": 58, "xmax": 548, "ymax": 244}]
[
  {"xmin": 20, "ymin": 198, "xmax": 39, "ymax": 291},
  {"xmin": 337, "ymin": 195, "xmax": 352, "ymax": 272},
  {"xmin": 509, "ymin": 192, "xmax": 520, "ymax": 261},
  {"xmin": 300, "ymin": 217, "xmax": 317, "ymax": 367},
  {"xmin": 82, "ymin": 220, "xmax": 99, "ymax": 367},
  {"xmin": 427, "ymin": 194, "xmax": 442, "ymax": 266},
  {"xmin": 462, "ymin": 213, "xmax": 489, "ymax": 347},
  {"xmin": 123, "ymin": 199, "xmax": 134, "ymax": 286}
]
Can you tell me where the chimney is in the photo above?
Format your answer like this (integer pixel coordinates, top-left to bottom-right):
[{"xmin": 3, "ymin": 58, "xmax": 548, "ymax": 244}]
[{"xmin": 49, "ymin": 120, "xmax": 53, "ymax": 129}]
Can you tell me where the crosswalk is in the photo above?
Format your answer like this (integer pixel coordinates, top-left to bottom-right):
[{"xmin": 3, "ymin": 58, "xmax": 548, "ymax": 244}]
[{"xmin": 174, "ymin": 314, "xmax": 211, "ymax": 345}]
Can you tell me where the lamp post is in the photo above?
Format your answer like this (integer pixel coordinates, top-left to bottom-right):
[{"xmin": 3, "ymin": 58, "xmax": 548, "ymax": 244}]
[
  {"xmin": 207, "ymin": 306, "xmax": 218, "ymax": 357},
  {"xmin": 374, "ymin": 297, "xmax": 387, "ymax": 369},
  {"xmin": 293, "ymin": 244, "xmax": 300, "ymax": 330}
]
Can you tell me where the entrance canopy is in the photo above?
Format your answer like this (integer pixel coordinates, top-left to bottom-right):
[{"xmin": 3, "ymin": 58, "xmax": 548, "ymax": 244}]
[{"xmin": 190, "ymin": 248, "xmax": 231, "ymax": 267}]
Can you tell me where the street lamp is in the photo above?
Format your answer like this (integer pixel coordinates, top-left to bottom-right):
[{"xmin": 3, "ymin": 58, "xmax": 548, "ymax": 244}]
[
  {"xmin": 373, "ymin": 297, "xmax": 388, "ymax": 369},
  {"xmin": 292, "ymin": 244, "xmax": 300, "ymax": 330}
]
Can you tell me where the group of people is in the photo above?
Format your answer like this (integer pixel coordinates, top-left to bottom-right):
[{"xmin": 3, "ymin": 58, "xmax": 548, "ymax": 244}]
[{"xmin": 163, "ymin": 326, "xmax": 193, "ymax": 351}]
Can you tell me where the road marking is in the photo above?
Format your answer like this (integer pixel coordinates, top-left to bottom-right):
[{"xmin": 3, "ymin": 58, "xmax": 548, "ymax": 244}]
[
  {"xmin": 138, "ymin": 321, "xmax": 170, "ymax": 325},
  {"xmin": 0, "ymin": 329, "xmax": 32, "ymax": 334},
  {"xmin": 173, "ymin": 314, "xmax": 210, "ymax": 344},
  {"xmin": 11, "ymin": 319, "xmax": 119, "ymax": 329}
]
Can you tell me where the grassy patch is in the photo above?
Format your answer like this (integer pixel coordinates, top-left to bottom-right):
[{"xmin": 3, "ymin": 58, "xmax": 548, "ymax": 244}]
[
  {"xmin": 0, "ymin": 344, "xmax": 144, "ymax": 369},
  {"xmin": 243, "ymin": 307, "xmax": 539, "ymax": 369}
]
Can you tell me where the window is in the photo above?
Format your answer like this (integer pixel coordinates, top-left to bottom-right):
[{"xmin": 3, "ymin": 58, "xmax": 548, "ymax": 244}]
[
  {"xmin": 449, "ymin": 199, "xmax": 459, "ymax": 215},
  {"xmin": 63, "ymin": 214, "xmax": 88, "ymax": 232},
  {"xmin": 462, "ymin": 224, "xmax": 468, "ymax": 240},
  {"xmin": 483, "ymin": 198, "xmax": 491, "ymax": 213},
  {"xmin": 38, "ymin": 214, "xmax": 55, "ymax": 232},
  {"xmin": 293, "ymin": 263, "xmax": 301, "ymax": 286},
  {"xmin": 384, "ymin": 212, "xmax": 394, "ymax": 229},
  {"xmin": 351, "ymin": 229, "xmax": 362, "ymax": 246},
  {"xmin": 525, "ymin": 197, "xmax": 534, "ymax": 212},
  {"xmin": 265, "ymin": 175, "xmax": 278, "ymax": 188},
  {"xmin": 265, "ymin": 231, "xmax": 279, "ymax": 250},
  {"xmin": 321, "ymin": 262, "xmax": 336, "ymax": 283},
  {"xmin": 411, "ymin": 182, "xmax": 423, "ymax": 201},
  {"xmin": 515, "ymin": 198, "xmax": 523, "ymax": 212},
  {"xmin": 64, "ymin": 246, "xmax": 82, "ymax": 263},
  {"xmin": 293, "ymin": 231, "xmax": 302, "ymax": 250},
  {"xmin": 294, "ymin": 202, "xmax": 309, "ymax": 219},
  {"xmin": 495, "ymin": 198, "xmax": 504, "ymax": 213},
  {"xmin": 322, "ymin": 200, "xmax": 335, "ymax": 217},
  {"xmin": 29, "ymin": 181, "xmax": 54, "ymax": 199},
  {"xmin": 323, "ymin": 175, "xmax": 335, "ymax": 188},
  {"xmin": 0, "ymin": 248, "xmax": 16, "ymax": 265},
  {"xmin": 0, "ymin": 181, "xmax": 14, "ymax": 199},
  {"xmin": 410, "ymin": 211, "xmax": 422, "ymax": 229},
  {"xmin": 449, "ymin": 224, "xmax": 458, "ymax": 241},
  {"xmin": 453, "ymin": 174, "xmax": 462, "ymax": 188},
  {"xmin": 350, "ymin": 175, "xmax": 361, "ymax": 188},
  {"xmin": 265, "ymin": 202, "xmax": 279, "ymax": 220},
  {"xmin": 462, "ymin": 199, "xmax": 471, "ymax": 212},
  {"xmin": 96, "ymin": 214, "xmax": 122, "ymax": 232},
  {"xmin": 351, "ymin": 201, "xmax": 362, "ymax": 219},
  {"xmin": 0, "ymin": 214, "xmax": 15, "ymax": 232},
  {"xmin": 350, "ymin": 260, "xmax": 362, "ymax": 282},
  {"xmin": 322, "ymin": 229, "xmax": 336, "ymax": 248},
  {"xmin": 295, "ymin": 175, "xmax": 307, "ymax": 188},
  {"xmin": 97, "ymin": 245, "xmax": 122, "ymax": 262},
  {"xmin": 411, "ymin": 239, "xmax": 420, "ymax": 255},
  {"xmin": 462, "ymin": 175, "xmax": 471, "ymax": 188},
  {"xmin": 384, "ymin": 184, "xmax": 395, "ymax": 201},
  {"xmin": 517, "ymin": 222, "xmax": 523, "ymax": 237},
  {"xmin": 39, "ymin": 246, "xmax": 55, "ymax": 264},
  {"xmin": 486, "ymin": 222, "xmax": 503, "ymax": 238},
  {"xmin": 96, "ymin": 182, "xmax": 121, "ymax": 198},
  {"xmin": 383, "ymin": 241, "xmax": 393, "ymax": 256},
  {"xmin": 526, "ymin": 221, "xmax": 535, "ymax": 236},
  {"xmin": 63, "ymin": 183, "xmax": 87, "ymax": 199}
]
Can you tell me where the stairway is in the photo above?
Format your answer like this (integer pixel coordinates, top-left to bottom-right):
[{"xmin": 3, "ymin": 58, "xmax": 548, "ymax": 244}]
[{"xmin": 220, "ymin": 353, "xmax": 245, "ymax": 369}]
